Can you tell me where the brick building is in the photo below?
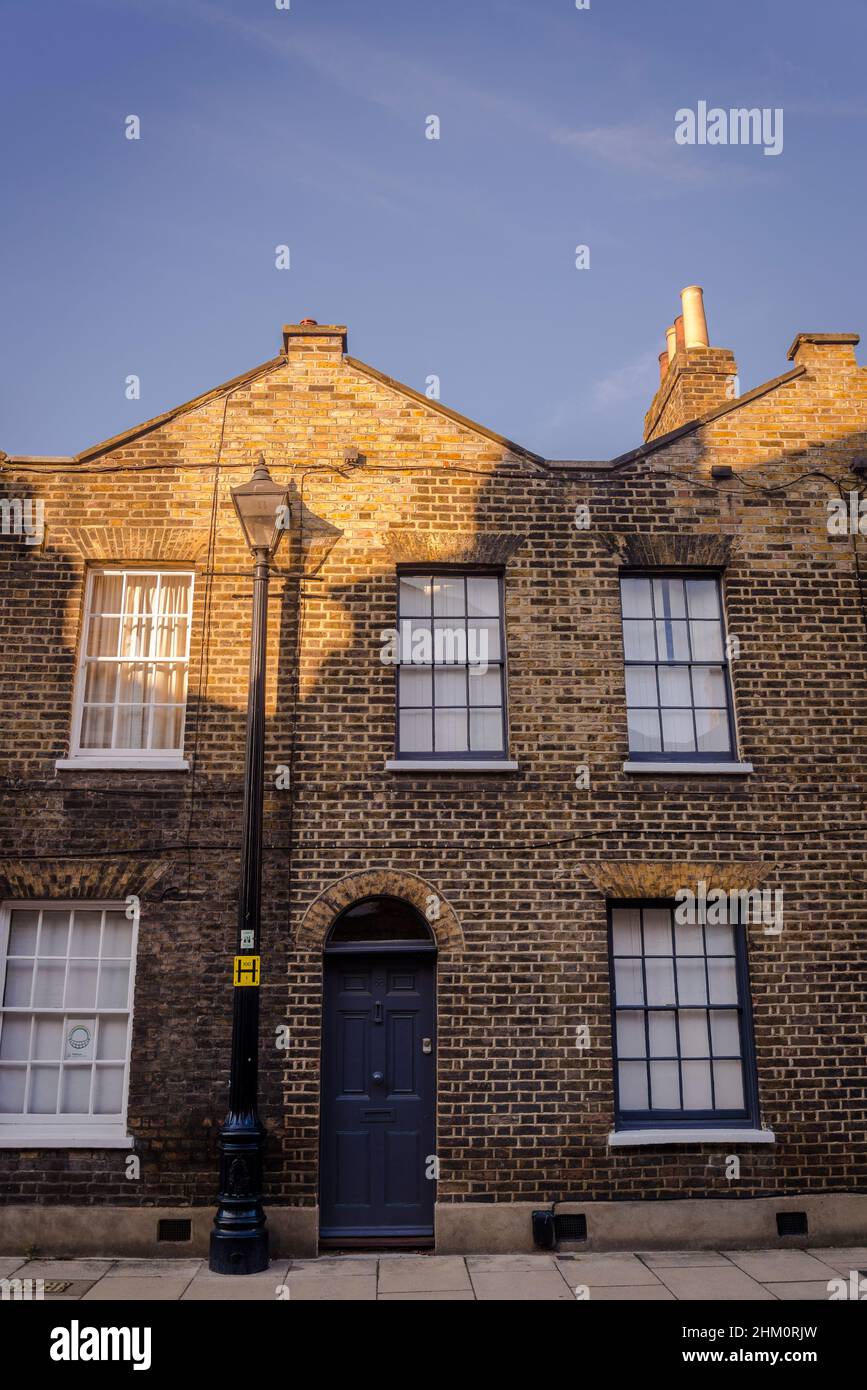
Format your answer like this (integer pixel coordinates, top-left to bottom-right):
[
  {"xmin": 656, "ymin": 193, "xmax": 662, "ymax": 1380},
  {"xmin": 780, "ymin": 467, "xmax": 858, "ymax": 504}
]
[{"xmin": 0, "ymin": 289, "xmax": 865, "ymax": 1256}]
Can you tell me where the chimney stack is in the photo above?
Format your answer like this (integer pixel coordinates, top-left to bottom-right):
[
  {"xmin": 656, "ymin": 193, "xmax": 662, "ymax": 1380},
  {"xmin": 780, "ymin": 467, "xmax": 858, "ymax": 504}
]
[{"xmin": 644, "ymin": 286, "xmax": 738, "ymax": 442}]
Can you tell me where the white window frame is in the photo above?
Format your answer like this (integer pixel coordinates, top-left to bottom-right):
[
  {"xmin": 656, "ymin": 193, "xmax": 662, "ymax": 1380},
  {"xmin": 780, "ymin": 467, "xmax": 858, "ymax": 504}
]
[
  {"xmin": 0, "ymin": 901, "xmax": 137, "ymax": 1147},
  {"xmin": 57, "ymin": 566, "xmax": 194, "ymax": 771}
]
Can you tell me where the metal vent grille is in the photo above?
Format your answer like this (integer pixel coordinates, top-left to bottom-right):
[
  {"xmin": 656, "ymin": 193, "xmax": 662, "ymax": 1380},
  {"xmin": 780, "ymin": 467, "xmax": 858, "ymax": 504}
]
[
  {"xmin": 157, "ymin": 1218, "xmax": 192, "ymax": 1242},
  {"xmin": 776, "ymin": 1211, "xmax": 808, "ymax": 1236},
  {"xmin": 554, "ymin": 1214, "xmax": 587, "ymax": 1241}
]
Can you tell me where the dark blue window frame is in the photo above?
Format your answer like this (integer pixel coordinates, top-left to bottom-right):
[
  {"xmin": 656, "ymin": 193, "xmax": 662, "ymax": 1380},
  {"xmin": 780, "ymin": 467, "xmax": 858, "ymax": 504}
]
[
  {"xmin": 619, "ymin": 569, "xmax": 738, "ymax": 762},
  {"xmin": 608, "ymin": 899, "xmax": 761, "ymax": 1131}
]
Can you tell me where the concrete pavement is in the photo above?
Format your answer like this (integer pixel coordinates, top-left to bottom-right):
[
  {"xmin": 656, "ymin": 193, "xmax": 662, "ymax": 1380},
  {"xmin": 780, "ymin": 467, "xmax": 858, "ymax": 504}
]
[{"xmin": 2, "ymin": 1247, "xmax": 866, "ymax": 1301}]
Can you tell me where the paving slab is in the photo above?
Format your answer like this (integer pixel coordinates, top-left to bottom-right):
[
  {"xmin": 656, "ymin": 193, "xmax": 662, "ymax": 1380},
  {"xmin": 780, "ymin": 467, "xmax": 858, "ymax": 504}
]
[
  {"xmin": 11, "ymin": 1260, "xmax": 114, "ymax": 1281},
  {"xmin": 378, "ymin": 1290, "xmax": 475, "ymax": 1300},
  {"xmin": 584, "ymin": 1284, "xmax": 676, "ymax": 1300},
  {"xmin": 288, "ymin": 1257, "xmax": 377, "ymax": 1277},
  {"xmin": 0, "ymin": 1259, "xmax": 27, "ymax": 1278},
  {"xmin": 637, "ymin": 1250, "xmax": 732, "ymax": 1267},
  {"xmin": 182, "ymin": 1273, "xmax": 293, "ymax": 1301},
  {"xmin": 470, "ymin": 1270, "xmax": 574, "ymax": 1301},
  {"xmin": 284, "ymin": 1274, "xmax": 377, "ymax": 1301},
  {"xmin": 765, "ymin": 1281, "xmax": 837, "ymax": 1301},
  {"xmin": 557, "ymin": 1254, "xmax": 661, "ymax": 1287},
  {"xmin": 102, "ymin": 1260, "xmax": 202, "ymax": 1279},
  {"xmin": 656, "ymin": 1266, "xmax": 777, "ymax": 1300},
  {"xmin": 83, "ymin": 1276, "xmax": 194, "ymax": 1301},
  {"xmin": 466, "ymin": 1254, "xmax": 556, "ymax": 1273},
  {"xmin": 806, "ymin": 1248, "xmax": 867, "ymax": 1276},
  {"xmin": 378, "ymin": 1256, "xmax": 471, "ymax": 1294},
  {"xmin": 725, "ymin": 1250, "xmax": 841, "ymax": 1282}
]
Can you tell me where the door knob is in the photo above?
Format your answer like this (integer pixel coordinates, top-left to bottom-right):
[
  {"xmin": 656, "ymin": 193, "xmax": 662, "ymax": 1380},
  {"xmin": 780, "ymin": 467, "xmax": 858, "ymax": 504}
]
[{"xmin": 372, "ymin": 1071, "xmax": 384, "ymax": 1084}]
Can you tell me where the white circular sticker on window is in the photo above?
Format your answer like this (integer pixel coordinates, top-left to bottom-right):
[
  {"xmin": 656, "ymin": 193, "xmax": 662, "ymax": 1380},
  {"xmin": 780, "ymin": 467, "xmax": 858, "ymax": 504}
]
[{"xmin": 64, "ymin": 1022, "xmax": 95, "ymax": 1060}]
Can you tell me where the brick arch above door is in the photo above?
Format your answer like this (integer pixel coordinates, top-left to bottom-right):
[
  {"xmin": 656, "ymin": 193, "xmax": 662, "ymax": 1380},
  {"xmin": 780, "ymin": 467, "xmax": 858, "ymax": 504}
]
[{"xmin": 295, "ymin": 869, "xmax": 464, "ymax": 951}]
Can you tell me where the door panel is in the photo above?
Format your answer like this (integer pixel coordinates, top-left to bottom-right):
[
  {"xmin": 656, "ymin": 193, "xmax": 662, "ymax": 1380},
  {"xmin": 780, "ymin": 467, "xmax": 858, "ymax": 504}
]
[{"xmin": 321, "ymin": 952, "xmax": 435, "ymax": 1239}]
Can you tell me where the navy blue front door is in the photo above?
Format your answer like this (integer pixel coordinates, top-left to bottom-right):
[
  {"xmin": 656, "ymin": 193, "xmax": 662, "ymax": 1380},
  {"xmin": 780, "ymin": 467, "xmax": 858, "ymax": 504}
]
[{"xmin": 320, "ymin": 951, "xmax": 436, "ymax": 1240}]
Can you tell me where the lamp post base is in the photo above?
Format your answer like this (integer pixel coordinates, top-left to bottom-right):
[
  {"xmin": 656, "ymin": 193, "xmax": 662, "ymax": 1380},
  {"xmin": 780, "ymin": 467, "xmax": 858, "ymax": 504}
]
[
  {"xmin": 209, "ymin": 1225, "xmax": 269, "ymax": 1276},
  {"xmin": 209, "ymin": 1119, "xmax": 269, "ymax": 1274}
]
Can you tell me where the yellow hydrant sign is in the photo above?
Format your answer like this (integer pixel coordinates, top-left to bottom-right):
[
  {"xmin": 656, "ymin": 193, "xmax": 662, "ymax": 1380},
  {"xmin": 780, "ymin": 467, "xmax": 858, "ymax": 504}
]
[{"xmin": 233, "ymin": 955, "xmax": 260, "ymax": 987}]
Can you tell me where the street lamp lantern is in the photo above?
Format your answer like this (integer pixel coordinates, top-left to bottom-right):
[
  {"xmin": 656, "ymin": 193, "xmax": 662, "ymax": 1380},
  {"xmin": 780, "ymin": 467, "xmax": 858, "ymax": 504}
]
[
  {"xmin": 231, "ymin": 454, "xmax": 290, "ymax": 555},
  {"xmin": 209, "ymin": 455, "xmax": 290, "ymax": 1276}
]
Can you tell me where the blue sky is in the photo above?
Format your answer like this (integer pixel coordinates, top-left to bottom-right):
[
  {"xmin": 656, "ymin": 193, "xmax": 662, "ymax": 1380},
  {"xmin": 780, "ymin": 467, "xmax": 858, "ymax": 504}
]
[{"xmin": 2, "ymin": 0, "xmax": 865, "ymax": 459}]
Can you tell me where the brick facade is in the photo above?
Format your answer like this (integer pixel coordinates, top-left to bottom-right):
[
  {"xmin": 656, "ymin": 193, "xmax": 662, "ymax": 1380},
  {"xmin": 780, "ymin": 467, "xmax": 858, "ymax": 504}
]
[{"xmin": 0, "ymin": 314, "xmax": 865, "ymax": 1252}]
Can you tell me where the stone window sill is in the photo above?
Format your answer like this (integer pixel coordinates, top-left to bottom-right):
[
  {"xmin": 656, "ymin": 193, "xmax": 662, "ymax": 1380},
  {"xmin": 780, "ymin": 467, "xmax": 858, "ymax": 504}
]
[
  {"xmin": 385, "ymin": 760, "xmax": 519, "ymax": 773},
  {"xmin": 55, "ymin": 758, "xmax": 190, "ymax": 772},
  {"xmin": 0, "ymin": 1129, "xmax": 134, "ymax": 1149},
  {"xmin": 608, "ymin": 1127, "xmax": 774, "ymax": 1147},
  {"xmin": 622, "ymin": 761, "xmax": 753, "ymax": 775}
]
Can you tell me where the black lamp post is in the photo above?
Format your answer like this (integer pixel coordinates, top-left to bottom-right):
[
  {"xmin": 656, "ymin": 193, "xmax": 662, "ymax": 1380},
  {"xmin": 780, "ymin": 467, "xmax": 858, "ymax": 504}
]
[{"xmin": 209, "ymin": 455, "xmax": 290, "ymax": 1275}]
